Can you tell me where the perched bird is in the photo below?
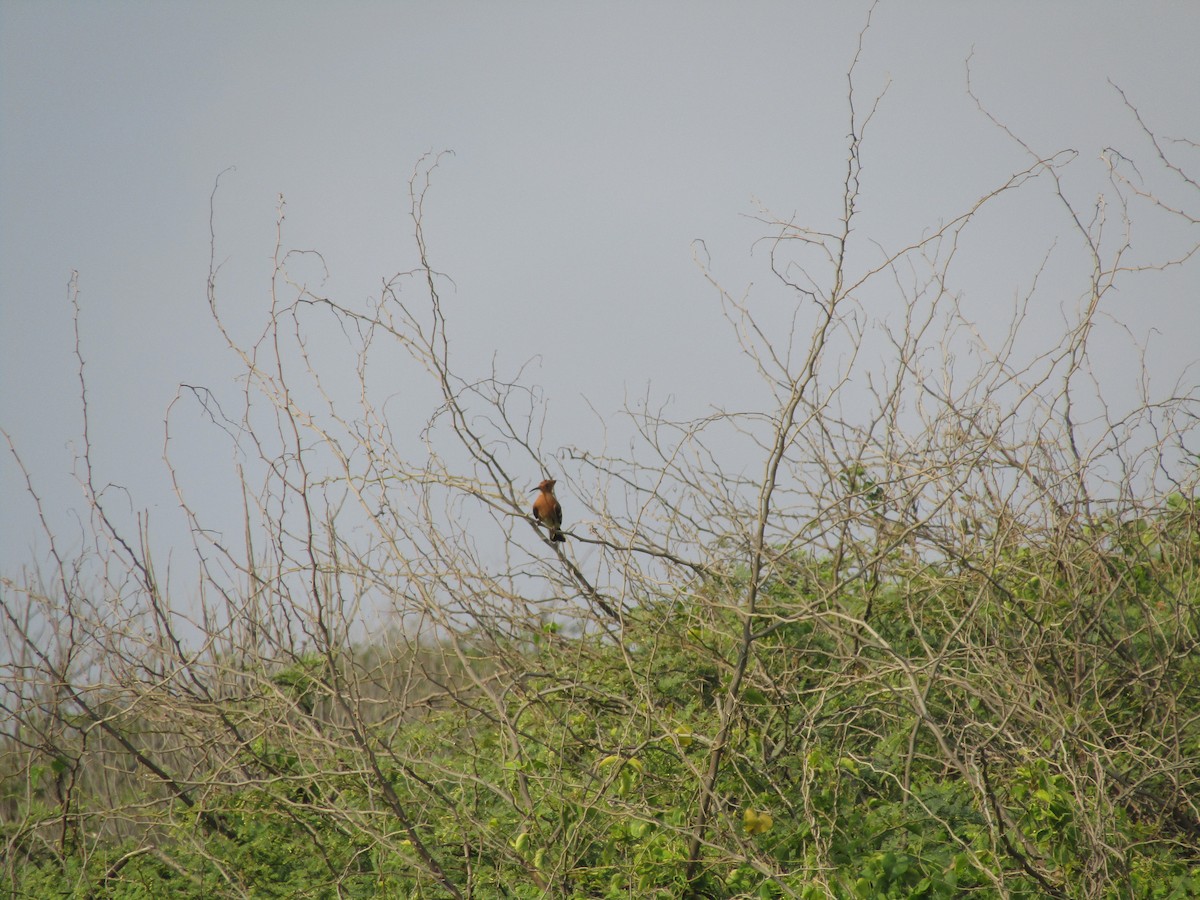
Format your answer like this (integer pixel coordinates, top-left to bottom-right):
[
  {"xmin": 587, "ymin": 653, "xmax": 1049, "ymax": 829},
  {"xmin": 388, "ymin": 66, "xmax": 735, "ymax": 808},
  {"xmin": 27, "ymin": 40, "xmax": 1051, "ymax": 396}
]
[{"xmin": 531, "ymin": 478, "xmax": 566, "ymax": 542}]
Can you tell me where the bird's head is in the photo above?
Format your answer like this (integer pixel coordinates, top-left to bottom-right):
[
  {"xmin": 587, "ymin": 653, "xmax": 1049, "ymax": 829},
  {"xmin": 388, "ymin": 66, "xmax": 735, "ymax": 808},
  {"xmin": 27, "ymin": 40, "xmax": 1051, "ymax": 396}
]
[{"xmin": 532, "ymin": 478, "xmax": 557, "ymax": 493}]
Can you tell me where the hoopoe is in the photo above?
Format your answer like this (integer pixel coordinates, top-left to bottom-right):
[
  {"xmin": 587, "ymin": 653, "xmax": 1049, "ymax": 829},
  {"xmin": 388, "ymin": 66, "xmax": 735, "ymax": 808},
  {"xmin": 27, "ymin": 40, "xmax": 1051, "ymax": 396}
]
[{"xmin": 531, "ymin": 478, "xmax": 566, "ymax": 542}]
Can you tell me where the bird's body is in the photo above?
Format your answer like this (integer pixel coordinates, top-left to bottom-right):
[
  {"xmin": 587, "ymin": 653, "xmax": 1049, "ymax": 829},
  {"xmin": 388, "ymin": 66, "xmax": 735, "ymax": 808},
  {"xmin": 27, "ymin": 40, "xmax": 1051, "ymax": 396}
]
[{"xmin": 532, "ymin": 478, "xmax": 566, "ymax": 542}]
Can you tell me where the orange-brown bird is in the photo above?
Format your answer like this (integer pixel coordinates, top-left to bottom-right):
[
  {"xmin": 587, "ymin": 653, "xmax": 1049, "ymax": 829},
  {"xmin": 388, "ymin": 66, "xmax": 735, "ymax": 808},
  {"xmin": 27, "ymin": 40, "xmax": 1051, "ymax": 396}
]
[{"xmin": 531, "ymin": 478, "xmax": 566, "ymax": 542}]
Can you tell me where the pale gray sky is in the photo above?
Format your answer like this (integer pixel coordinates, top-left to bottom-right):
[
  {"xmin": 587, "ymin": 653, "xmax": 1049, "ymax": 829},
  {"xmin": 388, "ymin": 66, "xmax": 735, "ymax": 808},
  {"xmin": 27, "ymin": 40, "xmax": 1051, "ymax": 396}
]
[{"xmin": 3, "ymin": 2, "xmax": 1199, "ymax": 579}]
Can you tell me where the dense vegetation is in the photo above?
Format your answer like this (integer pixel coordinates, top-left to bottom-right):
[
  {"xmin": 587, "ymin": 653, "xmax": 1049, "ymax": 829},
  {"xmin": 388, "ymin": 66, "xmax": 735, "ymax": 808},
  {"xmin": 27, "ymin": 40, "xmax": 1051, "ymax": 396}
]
[
  {"xmin": 4, "ymin": 41, "xmax": 1200, "ymax": 899},
  {"xmin": 5, "ymin": 498, "xmax": 1200, "ymax": 897}
]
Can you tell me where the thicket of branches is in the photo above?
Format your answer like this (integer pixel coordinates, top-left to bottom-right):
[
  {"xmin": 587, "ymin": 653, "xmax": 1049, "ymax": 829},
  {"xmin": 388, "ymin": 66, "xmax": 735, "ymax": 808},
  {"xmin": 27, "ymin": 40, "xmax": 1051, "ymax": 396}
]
[{"xmin": 4, "ymin": 42, "xmax": 1200, "ymax": 900}]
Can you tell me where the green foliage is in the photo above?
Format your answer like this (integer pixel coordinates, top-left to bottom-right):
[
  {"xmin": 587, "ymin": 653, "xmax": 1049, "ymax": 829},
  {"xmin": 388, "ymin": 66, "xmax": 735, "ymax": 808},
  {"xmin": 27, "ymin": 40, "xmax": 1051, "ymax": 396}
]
[{"xmin": 6, "ymin": 499, "xmax": 1200, "ymax": 897}]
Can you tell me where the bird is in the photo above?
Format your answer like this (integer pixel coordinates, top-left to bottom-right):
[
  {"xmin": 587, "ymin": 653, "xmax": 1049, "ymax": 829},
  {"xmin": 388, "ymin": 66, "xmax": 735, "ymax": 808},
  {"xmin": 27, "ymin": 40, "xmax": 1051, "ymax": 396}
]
[{"xmin": 531, "ymin": 478, "xmax": 566, "ymax": 542}]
